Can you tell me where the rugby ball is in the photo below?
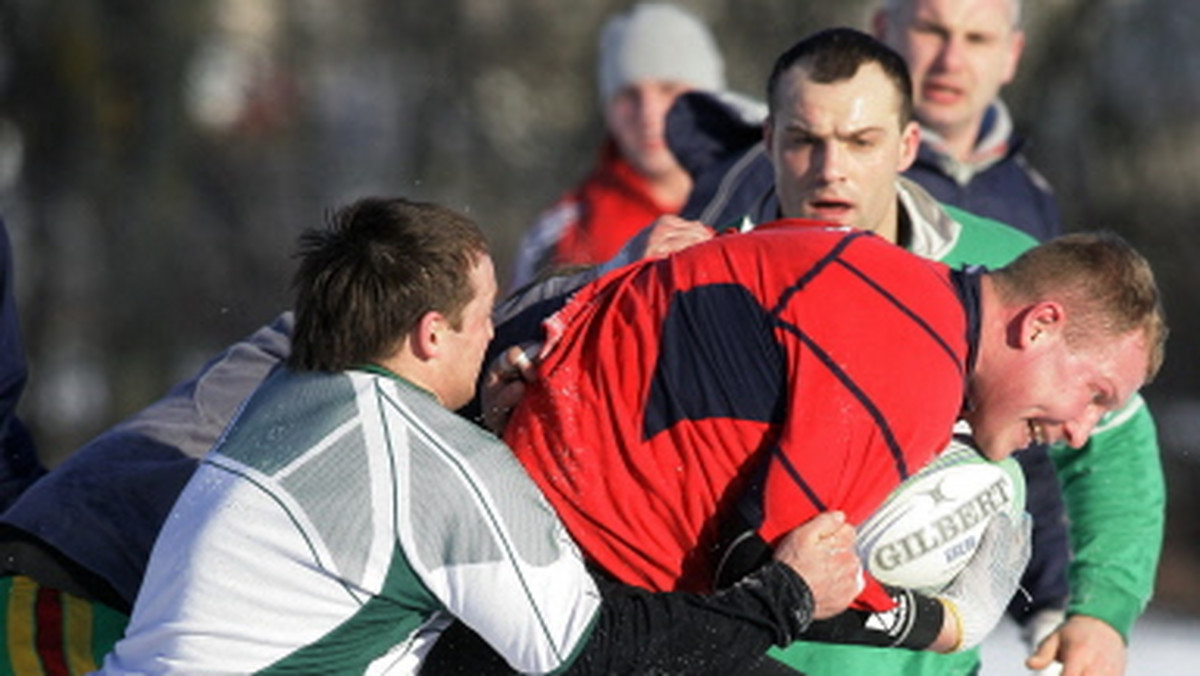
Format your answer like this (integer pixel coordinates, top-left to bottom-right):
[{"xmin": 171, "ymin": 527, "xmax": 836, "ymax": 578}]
[{"xmin": 856, "ymin": 435, "xmax": 1026, "ymax": 594}]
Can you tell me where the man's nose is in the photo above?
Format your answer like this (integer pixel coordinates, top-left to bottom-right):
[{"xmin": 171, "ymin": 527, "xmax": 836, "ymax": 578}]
[
  {"xmin": 934, "ymin": 35, "xmax": 966, "ymax": 71},
  {"xmin": 1062, "ymin": 406, "xmax": 1106, "ymax": 448},
  {"xmin": 814, "ymin": 143, "xmax": 846, "ymax": 181}
]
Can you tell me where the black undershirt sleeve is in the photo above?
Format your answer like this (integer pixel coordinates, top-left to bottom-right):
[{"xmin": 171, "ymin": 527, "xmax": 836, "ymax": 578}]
[
  {"xmin": 419, "ymin": 561, "xmax": 815, "ymax": 675},
  {"xmin": 714, "ymin": 522, "xmax": 945, "ymax": 652}
]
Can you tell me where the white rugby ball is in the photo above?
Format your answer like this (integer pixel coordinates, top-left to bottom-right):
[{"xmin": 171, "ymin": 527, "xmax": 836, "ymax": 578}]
[{"xmin": 856, "ymin": 435, "xmax": 1026, "ymax": 594}]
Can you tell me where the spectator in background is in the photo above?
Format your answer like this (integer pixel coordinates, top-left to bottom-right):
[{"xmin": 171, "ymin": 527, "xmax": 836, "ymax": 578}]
[
  {"xmin": 875, "ymin": 0, "xmax": 1061, "ymax": 241},
  {"xmin": 508, "ymin": 2, "xmax": 724, "ymax": 290},
  {"xmin": 0, "ymin": 218, "xmax": 44, "ymax": 512}
]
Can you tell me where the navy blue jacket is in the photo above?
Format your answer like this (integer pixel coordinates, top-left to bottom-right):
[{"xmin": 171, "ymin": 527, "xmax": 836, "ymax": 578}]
[
  {"xmin": 0, "ymin": 219, "xmax": 44, "ymax": 512},
  {"xmin": 906, "ymin": 137, "xmax": 1062, "ymax": 243}
]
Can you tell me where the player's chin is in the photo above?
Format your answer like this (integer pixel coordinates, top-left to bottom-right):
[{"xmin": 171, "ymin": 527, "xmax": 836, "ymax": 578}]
[
  {"xmin": 974, "ymin": 434, "xmax": 1019, "ymax": 462},
  {"xmin": 634, "ymin": 149, "xmax": 679, "ymax": 174}
]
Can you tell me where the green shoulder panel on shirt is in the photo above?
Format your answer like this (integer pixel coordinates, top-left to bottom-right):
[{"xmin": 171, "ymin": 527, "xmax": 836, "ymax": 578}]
[
  {"xmin": 769, "ymin": 640, "xmax": 982, "ymax": 675},
  {"xmin": 259, "ymin": 542, "xmax": 441, "ymax": 674},
  {"xmin": 938, "ymin": 205, "xmax": 1037, "ymax": 268}
]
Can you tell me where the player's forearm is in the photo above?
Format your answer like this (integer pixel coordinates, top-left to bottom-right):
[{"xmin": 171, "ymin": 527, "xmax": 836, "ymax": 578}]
[
  {"xmin": 566, "ymin": 561, "xmax": 814, "ymax": 674},
  {"xmin": 419, "ymin": 562, "xmax": 816, "ymax": 675}
]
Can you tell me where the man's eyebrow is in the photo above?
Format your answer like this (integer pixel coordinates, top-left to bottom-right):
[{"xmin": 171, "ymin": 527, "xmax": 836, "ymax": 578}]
[
  {"xmin": 779, "ymin": 118, "xmax": 814, "ymax": 132},
  {"xmin": 777, "ymin": 122, "xmax": 820, "ymax": 140},
  {"xmin": 838, "ymin": 125, "xmax": 887, "ymax": 139},
  {"xmin": 910, "ymin": 12, "xmax": 944, "ymax": 29}
]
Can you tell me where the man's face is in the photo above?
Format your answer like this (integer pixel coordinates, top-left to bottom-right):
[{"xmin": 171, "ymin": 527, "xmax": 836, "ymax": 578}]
[
  {"xmin": 877, "ymin": 0, "xmax": 1024, "ymax": 143},
  {"xmin": 439, "ymin": 253, "xmax": 497, "ymax": 411},
  {"xmin": 764, "ymin": 62, "xmax": 919, "ymax": 241},
  {"xmin": 965, "ymin": 322, "xmax": 1150, "ymax": 461},
  {"xmin": 605, "ymin": 79, "xmax": 693, "ymax": 179}
]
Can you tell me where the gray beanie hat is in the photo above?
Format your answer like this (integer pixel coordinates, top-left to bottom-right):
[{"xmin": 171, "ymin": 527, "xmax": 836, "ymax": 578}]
[{"xmin": 597, "ymin": 3, "xmax": 725, "ymax": 104}]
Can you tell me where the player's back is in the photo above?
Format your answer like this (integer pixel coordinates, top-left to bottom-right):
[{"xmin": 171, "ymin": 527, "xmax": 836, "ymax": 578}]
[{"xmin": 508, "ymin": 220, "xmax": 969, "ymax": 594}]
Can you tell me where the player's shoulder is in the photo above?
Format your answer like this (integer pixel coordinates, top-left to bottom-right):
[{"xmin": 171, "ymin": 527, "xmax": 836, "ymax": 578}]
[
  {"xmin": 940, "ymin": 204, "xmax": 1037, "ymax": 268},
  {"xmin": 530, "ymin": 196, "xmax": 583, "ymax": 242}
]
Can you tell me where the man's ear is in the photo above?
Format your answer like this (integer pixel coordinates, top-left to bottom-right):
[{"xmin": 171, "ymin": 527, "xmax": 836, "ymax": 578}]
[
  {"xmin": 1019, "ymin": 301, "xmax": 1066, "ymax": 348},
  {"xmin": 871, "ymin": 8, "xmax": 890, "ymax": 40},
  {"xmin": 897, "ymin": 120, "xmax": 920, "ymax": 172},
  {"xmin": 762, "ymin": 117, "xmax": 775, "ymax": 155},
  {"xmin": 411, "ymin": 311, "xmax": 444, "ymax": 361},
  {"xmin": 1002, "ymin": 29, "xmax": 1026, "ymax": 85}
]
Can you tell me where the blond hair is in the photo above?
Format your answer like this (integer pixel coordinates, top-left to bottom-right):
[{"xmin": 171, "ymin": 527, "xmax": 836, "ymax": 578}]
[{"xmin": 989, "ymin": 232, "xmax": 1167, "ymax": 381}]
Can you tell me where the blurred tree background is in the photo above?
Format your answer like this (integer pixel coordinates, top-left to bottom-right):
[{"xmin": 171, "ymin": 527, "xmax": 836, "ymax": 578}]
[{"xmin": 1, "ymin": 0, "xmax": 1198, "ymax": 613}]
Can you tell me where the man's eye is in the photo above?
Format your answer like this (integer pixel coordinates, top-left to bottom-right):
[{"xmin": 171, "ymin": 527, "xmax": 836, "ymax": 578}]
[{"xmin": 913, "ymin": 23, "xmax": 944, "ymax": 38}]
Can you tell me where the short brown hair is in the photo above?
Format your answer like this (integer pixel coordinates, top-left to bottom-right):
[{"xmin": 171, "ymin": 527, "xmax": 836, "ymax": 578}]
[
  {"xmin": 288, "ymin": 197, "xmax": 489, "ymax": 372},
  {"xmin": 766, "ymin": 27, "xmax": 914, "ymax": 128},
  {"xmin": 990, "ymin": 232, "xmax": 1168, "ymax": 381}
]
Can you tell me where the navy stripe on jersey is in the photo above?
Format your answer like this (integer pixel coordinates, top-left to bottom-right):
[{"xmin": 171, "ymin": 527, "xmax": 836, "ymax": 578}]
[
  {"xmin": 645, "ymin": 231, "xmax": 960, "ymax": 508},
  {"xmin": 769, "ymin": 313, "xmax": 909, "ymax": 480},
  {"xmin": 644, "ymin": 233, "xmax": 869, "ymax": 440},
  {"xmin": 770, "ymin": 445, "xmax": 828, "ymax": 513},
  {"xmin": 644, "ymin": 284, "xmax": 786, "ymax": 440},
  {"xmin": 767, "ymin": 230, "xmax": 869, "ymax": 316},
  {"xmin": 731, "ymin": 441, "xmax": 827, "ymax": 534},
  {"xmin": 951, "ymin": 268, "xmax": 983, "ymax": 387},
  {"xmin": 833, "ymin": 257, "xmax": 962, "ymax": 377}
]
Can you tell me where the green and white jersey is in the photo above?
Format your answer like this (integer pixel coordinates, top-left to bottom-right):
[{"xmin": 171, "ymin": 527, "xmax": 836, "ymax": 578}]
[{"xmin": 102, "ymin": 367, "xmax": 600, "ymax": 675}]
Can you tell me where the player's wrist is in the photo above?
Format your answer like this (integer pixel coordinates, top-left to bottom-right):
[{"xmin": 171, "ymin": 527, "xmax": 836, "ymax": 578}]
[
  {"xmin": 760, "ymin": 559, "xmax": 815, "ymax": 641},
  {"xmin": 1065, "ymin": 583, "xmax": 1141, "ymax": 643},
  {"xmin": 937, "ymin": 597, "xmax": 965, "ymax": 653}
]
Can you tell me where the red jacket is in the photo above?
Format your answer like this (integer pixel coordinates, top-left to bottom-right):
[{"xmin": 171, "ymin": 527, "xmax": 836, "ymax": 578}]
[
  {"xmin": 511, "ymin": 141, "xmax": 680, "ymax": 289},
  {"xmin": 506, "ymin": 221, "xmax": 971, "ymax": 611}
]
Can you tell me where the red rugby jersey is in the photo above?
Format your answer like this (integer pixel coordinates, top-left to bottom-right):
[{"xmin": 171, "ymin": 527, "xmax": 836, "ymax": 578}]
[{"xmin": 506, "ymin": 220, "xmax": 969, "ymax": 611}]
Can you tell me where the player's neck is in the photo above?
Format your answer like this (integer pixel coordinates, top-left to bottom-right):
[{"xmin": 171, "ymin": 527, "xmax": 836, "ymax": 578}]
[
  {"xmin": 876, "ymin": 200, "xmax": 901, "ymax": 246},
  {"xmin": 970, "ymin": 276, "xmax": 1008, "ymax": 381},
  {"xmin": 644, "ymin": 167, "xmax": 693, "ymax": 210},
  {"xmin": 930, "ymin": 119, "xmax": 983, "ymax": 163}
]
